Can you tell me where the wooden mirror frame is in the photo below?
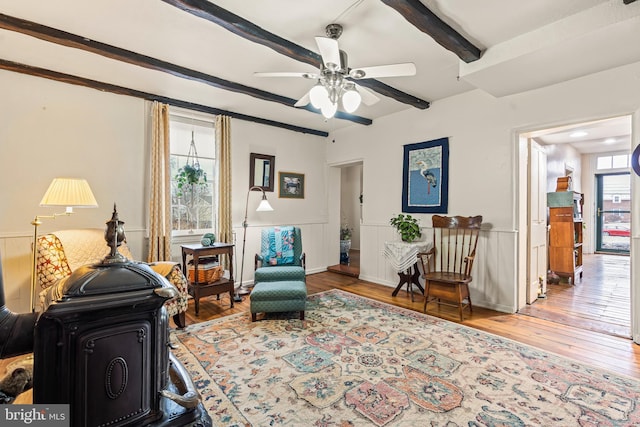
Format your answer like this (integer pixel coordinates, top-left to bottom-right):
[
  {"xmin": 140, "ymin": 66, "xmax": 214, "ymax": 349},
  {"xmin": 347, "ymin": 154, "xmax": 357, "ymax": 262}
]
[{"xmin": 249, "ymin": 153, "xmax": 275, "ymax": 192}]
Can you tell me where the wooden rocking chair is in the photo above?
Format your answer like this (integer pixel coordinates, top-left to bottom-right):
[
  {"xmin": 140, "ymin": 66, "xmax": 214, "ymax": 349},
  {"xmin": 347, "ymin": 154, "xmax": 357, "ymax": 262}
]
[{"xmin": 418, "ymin": 215, "xmax": 483, "ymax": 321}]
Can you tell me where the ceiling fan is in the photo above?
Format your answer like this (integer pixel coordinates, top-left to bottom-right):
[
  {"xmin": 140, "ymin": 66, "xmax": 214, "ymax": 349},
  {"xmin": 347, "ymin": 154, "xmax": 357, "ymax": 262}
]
[{"xmin": 254, "ymin": 24, "xmax": 416, "ymax": 118}]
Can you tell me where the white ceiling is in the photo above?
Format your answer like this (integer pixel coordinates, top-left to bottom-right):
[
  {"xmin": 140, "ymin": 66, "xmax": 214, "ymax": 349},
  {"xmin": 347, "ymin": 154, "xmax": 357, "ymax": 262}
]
[
  {"xmin": 0, "ymin": 0, "xmax": 639, "ymax": 137},
  {"xmin": 530, "ymin": 115, "xmax": 632, "ymax": 154}
]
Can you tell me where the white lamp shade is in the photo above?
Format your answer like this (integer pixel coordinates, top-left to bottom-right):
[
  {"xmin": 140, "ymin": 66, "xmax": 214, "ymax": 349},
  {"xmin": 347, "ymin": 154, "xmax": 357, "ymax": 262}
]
[
  {"xmin": 256, "ymin": 199, "xmax": 274, "ymax": 212},
  {"xmin": 39, "ymin": 178, "xmax": 98, "ymax": 207},
  {"xmin": 342, "ymin": 87, "xmax": 362, "ymax": 113},
  {"xmin": 309, "ymin": 84, "xmax": 329, "ymax": 109},
  {"xmin": 321, "ymin": 102, "xmax": 338, "ymax": 119}
]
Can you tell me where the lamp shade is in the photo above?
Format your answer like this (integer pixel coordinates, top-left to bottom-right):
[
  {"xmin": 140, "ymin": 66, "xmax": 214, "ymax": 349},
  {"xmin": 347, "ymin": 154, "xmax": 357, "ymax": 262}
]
[
  {"xmin": 256, "ymin": 199, "xmax": 274, "ymax": 212},
  {"xmin": 39, "ymin": 178, "xmax": 98, "ymax": 208},
  {"xmin": 342, "ymin": 85, "xmax": 362, "ymax": 113},
  {"xmin": 309, "ymin": 83, "xmax": 329, "ymax": 109},
  {"xmin": 321, "ymin": 102, "xmax": 338, "ymax": 119}
]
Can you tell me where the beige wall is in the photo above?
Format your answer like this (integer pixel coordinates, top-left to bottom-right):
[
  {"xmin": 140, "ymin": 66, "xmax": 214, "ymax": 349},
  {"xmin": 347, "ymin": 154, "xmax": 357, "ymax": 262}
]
[{"xmin": 0, "ymin": 70, "xmax": 327, "ymax": 312}]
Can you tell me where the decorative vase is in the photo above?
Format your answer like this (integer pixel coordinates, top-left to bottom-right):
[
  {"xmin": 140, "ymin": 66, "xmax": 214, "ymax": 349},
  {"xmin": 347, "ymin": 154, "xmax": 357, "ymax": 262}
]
[{"xmin": 339, "ymin": 239, "xmax": 351, "ymax": 265}]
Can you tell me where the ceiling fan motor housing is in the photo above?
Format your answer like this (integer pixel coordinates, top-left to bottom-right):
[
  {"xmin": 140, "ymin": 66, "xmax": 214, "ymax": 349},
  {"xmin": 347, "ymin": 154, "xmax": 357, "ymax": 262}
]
[{"xmin": 325, "ymin": 23, "xmax": 343, "ymax": 39}]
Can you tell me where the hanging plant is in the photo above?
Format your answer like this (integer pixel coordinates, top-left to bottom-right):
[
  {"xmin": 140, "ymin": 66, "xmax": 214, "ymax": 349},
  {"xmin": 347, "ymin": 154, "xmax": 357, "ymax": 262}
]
[
  {"xmin": 174, "ymin": 131, "xmax": 208, "ymax": 198},
  {"xmin": 175, "ymin": 163, "xmax": 207, "ymax": 197},
  {"xmin": 389, "ymin": 213, "xmax": 422, "ymax": 243}
]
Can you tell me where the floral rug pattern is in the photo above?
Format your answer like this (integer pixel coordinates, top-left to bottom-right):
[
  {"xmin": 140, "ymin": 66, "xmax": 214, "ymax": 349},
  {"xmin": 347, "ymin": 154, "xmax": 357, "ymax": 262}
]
[{"xmin": 171, "ymin": 290, "xmax": 640, "ymax": 426}]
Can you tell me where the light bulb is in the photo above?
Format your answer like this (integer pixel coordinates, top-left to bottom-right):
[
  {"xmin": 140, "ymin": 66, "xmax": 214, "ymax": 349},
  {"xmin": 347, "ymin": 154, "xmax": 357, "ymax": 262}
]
[
  {"xmin": 342, "ymin": 86, "xmax": 361, "ymax": 113},
  {"xmin": 321, "ymin": 102, "xmax": 338, "ymax": 119},
  {"xmin": 309, "ymin": 83, "xmax": 329, "ymax": 109}
]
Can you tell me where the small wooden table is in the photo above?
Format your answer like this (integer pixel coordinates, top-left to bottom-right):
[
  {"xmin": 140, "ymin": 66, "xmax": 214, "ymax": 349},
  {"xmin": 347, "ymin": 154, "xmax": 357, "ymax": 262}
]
[
  {"xmin": 384, "ymin": 241, "xmax": 432, "ymax": 302},
  {"xmin": 181, "ymin": 243, "xmax": 234, "ymax": 316}
]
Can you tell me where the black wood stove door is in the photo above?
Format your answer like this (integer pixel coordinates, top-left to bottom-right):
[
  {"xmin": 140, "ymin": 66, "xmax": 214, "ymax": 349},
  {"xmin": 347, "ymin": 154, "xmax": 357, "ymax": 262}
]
[{"xmin": 77, "ymin": 321, "xmax": 158, "ymax": 427}]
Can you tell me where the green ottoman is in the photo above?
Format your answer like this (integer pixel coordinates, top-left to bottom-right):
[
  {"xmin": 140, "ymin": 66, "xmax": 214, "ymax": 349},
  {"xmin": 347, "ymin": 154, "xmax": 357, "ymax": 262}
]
[{"xmin": 250, "ymin": 281, "xmax": 307, "ymax": 322}]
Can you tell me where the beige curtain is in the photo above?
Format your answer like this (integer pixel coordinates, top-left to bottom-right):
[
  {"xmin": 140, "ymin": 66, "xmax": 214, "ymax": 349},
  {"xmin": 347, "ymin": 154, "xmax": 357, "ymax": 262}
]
[
  {"xmin": 148, "ymin": 101, "xmax": 172, "ymax": 262},
  {"xmin": 216, "ymin": 115, "xmax": 232, "ymax": 247}
]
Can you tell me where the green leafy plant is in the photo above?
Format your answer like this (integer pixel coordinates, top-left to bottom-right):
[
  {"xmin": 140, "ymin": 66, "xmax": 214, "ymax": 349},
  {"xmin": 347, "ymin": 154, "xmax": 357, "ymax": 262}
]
[
  {"xmin": 389, "ymin": 214, "xmax": 422, "ymax": 243},
  {"xmin": 175, "ymin": 163, "xmax": 207, "ymax": 197},
  {"xmin": 340, "ymin": 224, "xmax": 353, "ymax": 240}
]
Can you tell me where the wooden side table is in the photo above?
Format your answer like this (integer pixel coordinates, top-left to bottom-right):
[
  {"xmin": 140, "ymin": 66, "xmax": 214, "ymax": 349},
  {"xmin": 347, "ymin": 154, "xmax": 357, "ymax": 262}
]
[
  {"xmin": 181, "ymin": 243, "xmax": 234, "ymax": 316},
  {"xmin": 384, "ymin": 241, "xmax": 432, "ymax": 302}
]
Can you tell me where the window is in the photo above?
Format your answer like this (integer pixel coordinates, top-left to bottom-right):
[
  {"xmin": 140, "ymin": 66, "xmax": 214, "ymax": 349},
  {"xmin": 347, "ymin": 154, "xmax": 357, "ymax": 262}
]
[
  {"xmin": 169, "ymin": 113, "xmax": 217, "ymax": 235},
  {"xmin": 596, "ymin": 154, "xmax": 629, "ymax": 170}
]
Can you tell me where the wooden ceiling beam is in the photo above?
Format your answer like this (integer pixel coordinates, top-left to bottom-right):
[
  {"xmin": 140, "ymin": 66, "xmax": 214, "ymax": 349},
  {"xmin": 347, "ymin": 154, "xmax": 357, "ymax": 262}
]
[
  {"xmin": 161, "ymin": 0, "xmax": 430, "ymax": 110},
  {"xmin": 0, "ymin": 58, "xmax": 329, "ymax": 137},
  {"xmin": 381, "ymin": 0, "xmax": 482, "ymax": 63},
  {"xmin": 0, "ymin": 13, "xmax": 370, "ymax": 126}
]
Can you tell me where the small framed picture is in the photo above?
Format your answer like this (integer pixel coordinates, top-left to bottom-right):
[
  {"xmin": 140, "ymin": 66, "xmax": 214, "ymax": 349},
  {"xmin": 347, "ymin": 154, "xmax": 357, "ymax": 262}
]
[{"xmin": 279, "ymin": 172, "xmax": 305, "ymax": 199}]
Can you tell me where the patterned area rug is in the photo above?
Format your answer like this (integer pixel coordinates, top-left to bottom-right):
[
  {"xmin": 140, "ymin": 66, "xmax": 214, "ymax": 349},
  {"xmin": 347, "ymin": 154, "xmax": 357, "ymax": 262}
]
[{"xmin": 171, "ymin": 290, "xmax": 640, "ymax": 426}]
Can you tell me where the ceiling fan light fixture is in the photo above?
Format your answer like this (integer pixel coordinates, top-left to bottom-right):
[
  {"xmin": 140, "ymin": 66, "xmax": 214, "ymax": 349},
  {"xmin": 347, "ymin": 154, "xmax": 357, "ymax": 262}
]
[
  {"xmin": 310, "ymin": 82, "xmax": 329, "ymax": 109},
  {"xmin": 342, "ymin": 84, "xmax": 361, "ymax": 113},
  {"xmin": 321, "ymin": 101, "xmax": 338, "ymax": 119}
]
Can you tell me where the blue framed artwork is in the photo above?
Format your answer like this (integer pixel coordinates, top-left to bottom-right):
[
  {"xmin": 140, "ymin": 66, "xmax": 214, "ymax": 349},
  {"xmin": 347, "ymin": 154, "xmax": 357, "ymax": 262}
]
[{"xmin": 402, "ymin": 137, "xmax": 449, "ymax": 213}]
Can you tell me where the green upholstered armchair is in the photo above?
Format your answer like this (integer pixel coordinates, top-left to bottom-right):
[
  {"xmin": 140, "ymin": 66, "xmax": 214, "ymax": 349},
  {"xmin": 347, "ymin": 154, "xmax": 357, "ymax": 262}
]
[{"xmin": 254, "ymin": 226, "xmax": 306, "ymax": 284}]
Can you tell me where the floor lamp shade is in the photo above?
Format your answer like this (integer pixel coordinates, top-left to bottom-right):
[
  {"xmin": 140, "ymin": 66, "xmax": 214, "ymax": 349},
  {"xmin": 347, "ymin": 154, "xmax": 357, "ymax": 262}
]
[
  {"xmin": 238, "ymin": 187, "xmax": 273, "ymax": 297},
  {"xmin": 30, "ymin": 178, "xmax": 98, "ymax": 312}
]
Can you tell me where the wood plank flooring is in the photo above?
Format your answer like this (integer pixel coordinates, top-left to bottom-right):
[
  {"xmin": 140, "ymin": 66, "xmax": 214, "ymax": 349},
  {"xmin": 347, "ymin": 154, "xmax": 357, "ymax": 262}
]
[
  {"xmin": 3, "ymin": 252, "xmax": 638, "ymax": 403},
  {"xmin": 182, "ymin": 268, "xmax": 640, "ymax": 379},
  {"xmin": 519, "ymin": 254, "xmax": 631, "ymax": 338}
]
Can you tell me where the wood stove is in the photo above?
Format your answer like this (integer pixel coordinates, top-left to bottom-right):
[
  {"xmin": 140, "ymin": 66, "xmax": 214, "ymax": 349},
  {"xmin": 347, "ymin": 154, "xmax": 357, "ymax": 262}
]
[{"xmin": 32, "ymin": 207, "xmax": 210, "ymax": 427}]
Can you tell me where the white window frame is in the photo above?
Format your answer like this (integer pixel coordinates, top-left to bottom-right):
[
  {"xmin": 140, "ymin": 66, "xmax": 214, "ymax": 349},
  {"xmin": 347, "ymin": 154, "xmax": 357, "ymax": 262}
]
[{"xmin": 169, "ymin": 110, "xmax": 217, "ymax": 237}]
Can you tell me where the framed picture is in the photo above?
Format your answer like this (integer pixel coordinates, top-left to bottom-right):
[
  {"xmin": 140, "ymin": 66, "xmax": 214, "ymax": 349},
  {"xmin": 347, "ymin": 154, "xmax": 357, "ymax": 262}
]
[
  {"xmin": 402, "ymin": 137, "xmax": 449, "ymax": 213},
  {"xmin": 279, "ymin": 172, "xmax": 305, "ymax": 199}
]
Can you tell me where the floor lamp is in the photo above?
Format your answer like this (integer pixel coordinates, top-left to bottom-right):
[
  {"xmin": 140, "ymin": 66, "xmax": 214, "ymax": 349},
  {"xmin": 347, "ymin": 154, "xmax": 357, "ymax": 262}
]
[
  {"xmin": 237, "ymin": 186, "xmax": 273, "ymax": 298},
  {"xmin": 30, "ymin": 178, "xmax": 98, "ymax": 312}
]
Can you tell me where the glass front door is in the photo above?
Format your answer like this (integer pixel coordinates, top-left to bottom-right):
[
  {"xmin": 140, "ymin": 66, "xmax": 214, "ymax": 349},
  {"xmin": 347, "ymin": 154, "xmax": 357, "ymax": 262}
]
[{"xmin": 595, "ymin": 173, "xmax": 630, "ymax": 254}]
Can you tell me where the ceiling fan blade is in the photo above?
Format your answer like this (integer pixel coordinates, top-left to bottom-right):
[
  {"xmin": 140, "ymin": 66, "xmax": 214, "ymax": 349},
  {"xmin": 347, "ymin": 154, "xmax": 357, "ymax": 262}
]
[
  {"xmin": 294, "ymin": 91, "xmax": 310, "ymax": 107},
  {"xmin": 315, "ymin": 37, "xmax": 341, "ymax": 70},
  {"xmin": 254, "ymin": 72, "xmax": 318, "ymax": 79},
  {"xmin": 354, "ymin": 84, "xmax": 380, "ymax": 106},
  {"xmin": 349, "ymin": 63, "xmax": 416, "ymax": 79}
]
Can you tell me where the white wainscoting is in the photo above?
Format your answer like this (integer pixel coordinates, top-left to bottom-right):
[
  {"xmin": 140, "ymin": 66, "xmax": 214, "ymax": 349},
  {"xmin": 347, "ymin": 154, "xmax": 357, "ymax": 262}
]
[
  {"xmin": 0, "ymin": 228, "xmax": 148, "ymax": 313},
  {"xmin": 359, "ymin": 223, "xmax": 518, "ymax": 314}
]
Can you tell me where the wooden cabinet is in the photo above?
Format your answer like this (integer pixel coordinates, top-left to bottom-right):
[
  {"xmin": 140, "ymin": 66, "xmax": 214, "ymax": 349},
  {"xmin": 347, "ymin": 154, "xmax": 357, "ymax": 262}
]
[{"xmin": 548, "ymin": 192, "xmax": 583, "ymax": 284}]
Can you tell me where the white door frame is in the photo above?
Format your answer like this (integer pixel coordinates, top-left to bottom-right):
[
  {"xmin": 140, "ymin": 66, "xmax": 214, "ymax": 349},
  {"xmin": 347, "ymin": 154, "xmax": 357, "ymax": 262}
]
[{"xmin": 516, "ymin": 113, "xmax": 638, "ymax": 344}]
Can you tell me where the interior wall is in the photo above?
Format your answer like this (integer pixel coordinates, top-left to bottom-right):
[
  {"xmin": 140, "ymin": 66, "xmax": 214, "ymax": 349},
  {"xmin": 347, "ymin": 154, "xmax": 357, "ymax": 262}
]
[
  {"xmin": 544, "ymin": 142, "xmax": 582, "ymax": 193},
  {"xmin": 327, "ymin": 60, "xmax": 640, "ymax": 314},
  {"xmin": 0, "ymin": 70, "xmax": 328, "ymax": 312}
]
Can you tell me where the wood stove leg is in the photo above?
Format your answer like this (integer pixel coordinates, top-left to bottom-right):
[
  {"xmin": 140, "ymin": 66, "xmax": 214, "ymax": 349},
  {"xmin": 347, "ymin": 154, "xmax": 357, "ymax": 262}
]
[{"xmin": 173, "ymin": 312, "xmax": 186, "ymax": 329}]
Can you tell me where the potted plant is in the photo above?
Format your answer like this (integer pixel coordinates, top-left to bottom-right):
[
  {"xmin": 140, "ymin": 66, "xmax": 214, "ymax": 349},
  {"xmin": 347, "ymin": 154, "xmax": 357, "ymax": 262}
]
[
  {"xmin": 340, "ymin": 224, "xmax": 353, "ymax": 265},
  {"xmin": 390, "ymin": 214, "xmax": 422, "ymax": 243},
  {"xmin": 175, "ymin": 163, "xmax": 207, "ymax": 197}
]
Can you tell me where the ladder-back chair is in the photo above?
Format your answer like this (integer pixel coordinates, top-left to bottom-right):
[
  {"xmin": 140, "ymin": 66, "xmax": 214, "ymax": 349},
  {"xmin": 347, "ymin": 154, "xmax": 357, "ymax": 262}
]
[{"xmin": 418, "ymin": 215, "xmax": 483, "ymax": 321}]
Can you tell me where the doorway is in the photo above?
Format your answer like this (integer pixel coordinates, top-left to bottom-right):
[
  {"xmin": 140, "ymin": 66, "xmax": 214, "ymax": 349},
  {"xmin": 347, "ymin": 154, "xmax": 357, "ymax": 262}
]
[
  {"xmin": 595, "ymin": 172, "xmax": 631, "ymax": 254},
  {"xmin": 519, "ymin": 115, "xmax": 632, "ymax": 338},
  {"xmin": 327, "ymin": 162, "xmax": 362, "ymax": 277}
]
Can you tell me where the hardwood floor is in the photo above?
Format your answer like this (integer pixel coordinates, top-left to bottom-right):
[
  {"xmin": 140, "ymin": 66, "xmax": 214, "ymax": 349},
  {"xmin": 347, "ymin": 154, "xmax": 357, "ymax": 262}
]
[
  {"xmin": 181, "ymin": 268, "xmax": 640, "ymax": 379},
  {"xmin": 519, "ymin": 253, "xmax": 631, "ymax": 338},
  {"xmin": 3, "ymin": 266, "xmax": 638, "ymax": 405},
  {"xmin": 327, "ymin": 249, "xmax": 360, "ymax": 277}
]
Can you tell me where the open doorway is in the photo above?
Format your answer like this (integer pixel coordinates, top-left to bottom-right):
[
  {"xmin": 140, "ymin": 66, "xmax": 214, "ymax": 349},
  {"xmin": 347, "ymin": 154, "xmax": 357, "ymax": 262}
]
[
  {"xmin": 327, "ymin": 162, "xmax": 362, "ymax": 277},
  {"xmin": 518, "ymin": 115, "xmax": 632, "ymax": 338}
]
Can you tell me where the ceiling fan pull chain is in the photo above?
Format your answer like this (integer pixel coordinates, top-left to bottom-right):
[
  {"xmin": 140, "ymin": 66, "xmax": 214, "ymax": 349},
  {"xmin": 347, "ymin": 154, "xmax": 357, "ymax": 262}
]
[{"xmin": 331, "ymin": 0, "xmax": 365, "ymax": 25}]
